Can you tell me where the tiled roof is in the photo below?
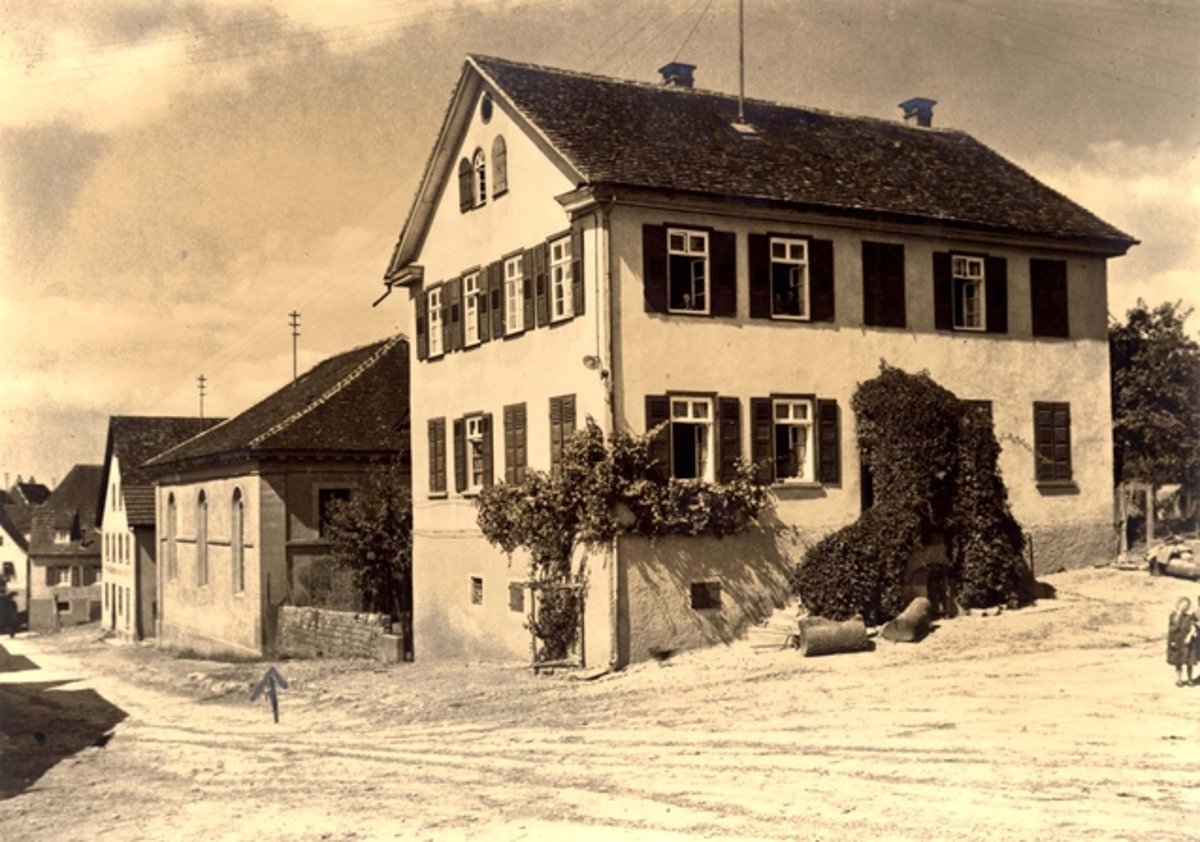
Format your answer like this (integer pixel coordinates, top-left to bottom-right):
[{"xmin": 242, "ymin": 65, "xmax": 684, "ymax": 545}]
[
  {"xmin": 468, "ymin": 55, "xmax": 1134, "ymax": 247},
  {"xmin": 101, "ymin": 416, "xmax": 224, "ymax": 527},
  {"xmin": 147, "ymin": 335, "xmax": 409, "ymax": 471},
  {"xmin": 15, "ymin": 481, "xmax": 50, "ymax": 505},
  {"xmin": 28, "ymin": 464, "xmax": 104, "ymax": 558},
  {"xmin": 0, "ymin": 504, "xmax": 27, "ymax": 552}
]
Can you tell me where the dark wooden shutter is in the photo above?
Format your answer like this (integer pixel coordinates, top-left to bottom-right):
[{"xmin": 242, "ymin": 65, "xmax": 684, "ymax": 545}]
[
  {"xmin": 504, "ymin": 403, "xmax": 527, "ymax": 483},
  {"xmin": 645, "ymin": 395, "xmax": 671, "ymax": 479},
  {"xmin": 748, "ymin": 233, "xmax": 771, "ymax": 319},
  {"xmin": 45, "ymin": 566, "xmax": 54, "ymax": 586},
  {"xmin": 428, "ymin": 418, "xmax": 444, "ymax": 494},
  {"xmin": 522, "ymin": 249, "xmax": 535, "ymax": 329},
  {"xmin": 492, "ymin": 135, "xmax": 507, "ymax": 195},
  {"xmin": 534, "ymin": 241, "xmax": 549, "ymax": 327},
  {"xmin": 571, "ymin": 226, "xmax": 585, "ymax": 317},
  {"xmin": 1034, "ymin": 402, "xmax": 1072, "ymax": 482},
  {"xmin": 453, "ymin": 418, "xmax": 467, "ymax": 493},
  {"xmin": 817, "ymin": 399, "xmax": 841, "ymax": 485},
  {"xmin": 750, "ymin": 398, "xmax": 774, "ymax": 484},
  {"xmin": 477, "ymin": 270, "xmax": 491, "ymax": 344},
  {"xmin": 1031, "ymin": 259, "xmax": 1069, "ymax": 338},
  {"xmin": 488, "ymin": 261, "xmax": 504, "ymax": 339},
  {"xmin": 415, "ymin": 289, "xmax": 429, "ymax": 361},
  {"xmin": 481, "ymin": 413, "xmax": 494, "ymax": 487},
  {"xmin": 933, "ymin": 251, "xmax": 952, "ymax": 330},
  {"xmin": 862, "ymin": 241, "xmax": 906, "ymax": 328},
  {"xmin": 985, "ymin": 256, "xmax": 1008, "ymax": 334},
  {"xmin": 458, "ymin": 158, "xmax": 472, "ymax": 212},
  {"xmin": 642, "ymin": 224, "xmax": 668, "ymax": 313},
  {"xmin": 809, "ymin": 238, "xmax": 835, "ymax": 322},
  {"xmin": 72, "ymin": 566, "xmax": 81, "ymax": 587},
  {"xmin": 710, "ymin": 230, "xmax": 737, "ymax": 318},
  {"xmin": 717, "ymin": 397, "xmax": 741, "ymax": 482}
]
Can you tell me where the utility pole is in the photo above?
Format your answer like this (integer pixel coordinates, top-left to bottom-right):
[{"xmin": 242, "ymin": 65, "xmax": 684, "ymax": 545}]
[
  {"xmin": 197, "ymin": 374, "xmax": 207, "ymax": 421},
  {"xmin": 289, "ymin": 310, "xmax": 301, "ymax": 383},
  {"xmin": 737, "ymin": 0, "xmax": 746, "ymax": 125}
]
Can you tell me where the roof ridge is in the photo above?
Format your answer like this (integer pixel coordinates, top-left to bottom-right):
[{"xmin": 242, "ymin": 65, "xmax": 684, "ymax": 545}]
[{"xmin": 247, "ymin": 334, "xmax": 404, "ymax": 449}]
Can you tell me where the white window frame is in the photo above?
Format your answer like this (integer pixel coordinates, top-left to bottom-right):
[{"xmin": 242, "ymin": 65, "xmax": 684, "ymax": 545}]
[
  {"xmin": 951, "ymin": 254, "xmax": 986, "ymax": 331},
  {"xmin": 670, "ymin": 396, "xmax": 715, "ymax": 482},
  {"xmin": 472, "ymin": 148, "xmax": 487, "ymax": 208},
  {"xmin": 53, "ymin": 529, "xmax": 70, "ymax": 545},
  {"xmin": 466, "ymin": 415, "xmax": 486, "ymax": 493},
  {"xmin": 769, "ymin": 237, "xmax": 810, "ymax": 320},
  {"xmin": 54, "ymin": 566, "xmax": 72, "ymax": 586},
  {"xmin": 667, "ymin": 229, "xmax": 709, "ymax": 315},
  {"xmin": 463, "ymin": 271, "xmax": 481, "ymax": 347},
  {"xmin": 549, "ymin": 236, "xmax": 573, "ymax": 321},
  {"xmin": 773, "ymin": 398, "xmax": 815, "ymax": 483},
  {"xmin": 504, "ymin": 256, "xmax": 524, "ymax": 334},
  {"xmin": 428, "ymin": 286, "xmax": 444, "ymax": 358}
]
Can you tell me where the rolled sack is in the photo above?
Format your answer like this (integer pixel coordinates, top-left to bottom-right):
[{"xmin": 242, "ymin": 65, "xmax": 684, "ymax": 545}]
[
  {"xmin": 880, "ymin": 596, "xmax": 932, "ymax": 643},
  {"xmin": 798, "ymin": 617, "xmax": 871, "ymax": 657}
]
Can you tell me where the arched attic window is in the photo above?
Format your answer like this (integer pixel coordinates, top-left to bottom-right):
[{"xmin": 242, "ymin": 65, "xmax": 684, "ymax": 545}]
[
  {"xmin": 472, "ymin": 148, "xmax": 487, "ymax": 207},
  {"xmin": 492, "ymin": 135, "xmax": 507, "ymax": 197},
  {"xmin": 458, "ymin": 157, "xmax": 472, "ymax": 212}
]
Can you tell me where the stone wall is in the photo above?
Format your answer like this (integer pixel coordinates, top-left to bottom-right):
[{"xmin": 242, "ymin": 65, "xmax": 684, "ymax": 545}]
[{"xmin": 277, "ymin": 606, "xmax": 390, "ymax": 659}]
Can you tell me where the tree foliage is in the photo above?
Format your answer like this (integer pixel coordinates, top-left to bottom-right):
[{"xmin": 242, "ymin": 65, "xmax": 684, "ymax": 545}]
[
  {"xmin": 1110, "ymin": 300, "xmax": 1200, "ymax": 501},
  {"xmin": 324, "ymin": 460, "xmax": 412, "ymax": 617}
]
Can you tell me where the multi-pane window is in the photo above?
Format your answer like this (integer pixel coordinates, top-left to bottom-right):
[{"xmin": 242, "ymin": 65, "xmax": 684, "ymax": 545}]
[
  {"xmin": 1034, "ymin": 402, "xmax": 1073, "ymax": 483},
  {"xmin": 428, "ymin": 286, "xmax": 444, "ymax": 358},
  {"xmin": 463, "ymin": 272, "xmax": 481, "ymax": 347},
  {"xmin": 428, "ymin": 418, "xmax": 447, "ymax": 495},
  {"xmin": 196, "ymin": 490, "xmax": 208, "ymax": 587},
  {"xmin": 54, "ymin": 566, "xmax": 72, "ymax": 586},
  {"xmin": 549, "ymin": 236, "xmax": 573, "ymax": 321},
  {"xmin": 770, "ymin": 238, "xmax": 808, "ymax": 319},
  {"xmin": 667, "ymin": 229, "xmax": 708, "ymax": 313},
  {"xmin": 774, "ymin": 399, "xmax": 815, "ymax": 482},
  {"xmin": 318, "ymin": 488, "xmax": 351, "ymax": 538},
  {"xmin": 472, "ymin": 148, "xmax": 487, "ymax": 207},
  {"xmin": 54, "ymin": 529, "xmax": 70, "ymax": 544},
  {"xmin": 952, "ymin": 255, "xmax": 986, "ymax": 331},
  {"xmin": 670, "ymin": 397, "xmax": 714, "ymax": 481},
  {"xmin": 470, "ymin": 576, "xmax": 484, "ymax": 605},
  {"xmin": 504, "ymin": 256, "xmax": 524, "ymax": 334},
  {"xmin": 466, "ymin": 416, "xmax": 487, "ymax": 493}
]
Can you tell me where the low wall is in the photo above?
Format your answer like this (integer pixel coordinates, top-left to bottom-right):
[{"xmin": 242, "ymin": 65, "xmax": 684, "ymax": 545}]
[{"xmin": 277, "ymin": 606, "xmax": 391, "ymax": 659}]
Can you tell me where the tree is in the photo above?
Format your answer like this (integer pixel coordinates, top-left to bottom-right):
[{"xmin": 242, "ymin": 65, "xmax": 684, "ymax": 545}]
[
  {"xmin": 1110, "ymin": 300, "xmax": 1200, "ymax": 517},
  {"xmin": 324, "ymin": 460, "xmax": 412, "ymax": 618}
]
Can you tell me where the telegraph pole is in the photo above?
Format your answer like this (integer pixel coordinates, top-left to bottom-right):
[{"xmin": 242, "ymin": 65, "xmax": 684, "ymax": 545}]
[
  {"xmin": 737, "ymin": 0, "xmax": 746, "ymax": 125},
  {"xmin": 197, "ymin": 374, "xmax": 207, "ymax": 421},
  {"xmin": 289, "ymin": 310, "xmax": 301, "ymax": 383}
]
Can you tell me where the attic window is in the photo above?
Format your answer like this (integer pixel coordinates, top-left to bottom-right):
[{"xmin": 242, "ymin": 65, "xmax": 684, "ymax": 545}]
[
  {"xmin": 54, "ymin": 529, "xmax": 71, "ymax": 544},
  {"xmin": 472, "ymin": 148, "xmax": 487, "ymax": 207},
  {"xmin": 481, "ymin": 93, "xmax": 494, "ymax": 123}
]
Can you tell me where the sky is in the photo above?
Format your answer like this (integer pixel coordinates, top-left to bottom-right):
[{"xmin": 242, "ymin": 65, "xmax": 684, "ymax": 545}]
[{"xmin": 1, "ymin": 0, "xmax": 1196, "ymax": 488}]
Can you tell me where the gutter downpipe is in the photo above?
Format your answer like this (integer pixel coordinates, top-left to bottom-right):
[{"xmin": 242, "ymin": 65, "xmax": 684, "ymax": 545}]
[{"xmin": 599, "ymin": 194, "xmax": 622, "ymax": 672}]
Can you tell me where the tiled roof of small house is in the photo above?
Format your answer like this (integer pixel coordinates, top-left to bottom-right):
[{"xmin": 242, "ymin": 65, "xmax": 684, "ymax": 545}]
[
  {"xmin": 146, "ymin": 335, "xmax": 409, "ymax": 471},
  {"xmin": 467, "ymin": 55, "xmax": 1133, "ymax": 246},
  {"xmin": 100, "ymin": 416, "xmax": 225, "ymax": 527},
  {"xmin": 13, "ymin": 481, "xmax": 50, "ymax": 505},
  {"xmin": 0, "ymin": 504, "xmax": 27, "ymax": 553},
  {"xmin": 28, "ymin": 464, "xmax": 103, "ymax": 560}
]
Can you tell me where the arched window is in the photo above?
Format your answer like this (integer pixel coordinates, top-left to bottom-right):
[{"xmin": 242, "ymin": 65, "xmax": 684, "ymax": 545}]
[
  {"xmin": 196, "ymin": 490, "xmax": 208, "ymax": 587},
  {"xmin": 492, "ymin": 135, "xmax": 507, "ymax": 197},
  {"xmin": 166, "ymin": 493, "xmax": 177, "ymax": 580},
  {"xmin": 472, "ymin": 148, "xmax": 487, "ymax": 207},
  {"xmin": 231, "ymin": 489, "xmax": 245, "ymax": 594},
  {"xmin": 458, "ymin": 157, "xmax": 473, "ymax": 212}
]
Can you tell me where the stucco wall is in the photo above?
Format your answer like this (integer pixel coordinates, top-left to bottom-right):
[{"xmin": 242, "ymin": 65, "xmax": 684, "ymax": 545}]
[
  {"xmin": 1, "ymin": 539, "xmax": 28, "ymax": 613},
  {"xmin": 277, "ymin": 606, "xmax": 390, "ymax": 659}
]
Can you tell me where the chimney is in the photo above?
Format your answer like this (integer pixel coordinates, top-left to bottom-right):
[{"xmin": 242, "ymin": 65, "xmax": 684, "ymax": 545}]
[
  {"xmin": 899, "ymin": 97, "xmax": 937, "ymax": 128},
  {"xmin": 658, "ymin": 62, "xmax": 696, "ymax": 89}
]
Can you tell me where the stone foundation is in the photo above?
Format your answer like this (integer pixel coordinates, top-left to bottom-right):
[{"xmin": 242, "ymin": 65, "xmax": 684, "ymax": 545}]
[
  {"xmin": 277, "ymin": 606, "xmax": 391, "ymax": 659},
  {"xmin": 1025, "ymin": 520, "xmax": 1117, "ymax": 575}
]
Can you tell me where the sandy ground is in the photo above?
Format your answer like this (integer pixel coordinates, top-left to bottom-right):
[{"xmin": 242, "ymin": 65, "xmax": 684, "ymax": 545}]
[{"xmin": 2, "ymin": 566, "xmax": 1200, "ymax": 841}]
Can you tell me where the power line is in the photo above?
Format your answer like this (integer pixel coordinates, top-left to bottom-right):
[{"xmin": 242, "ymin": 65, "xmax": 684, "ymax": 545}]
[
  {"xmin": 672, "ymin": 0, "xmax": 716, "ymax": 63},
  {"xmin": 609, "ymin": 0, "xmax": 710, "ymax": 77}
]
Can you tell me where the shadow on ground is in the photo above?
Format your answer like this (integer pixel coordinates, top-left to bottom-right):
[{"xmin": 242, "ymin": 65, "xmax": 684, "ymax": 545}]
[{"xmin": 0, "ymin": 644, "xmax": 128, "ymax": 799}]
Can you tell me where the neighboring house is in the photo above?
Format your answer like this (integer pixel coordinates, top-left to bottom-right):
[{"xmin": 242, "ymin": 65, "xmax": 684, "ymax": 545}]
[
  {"xmin": 28, "ymin": 465, "xmax": 104, "ymax": 632},
  {"xmin": 98, "ymin": 416, "xmax": 223, "ymax": 641},
  {"xmin": 0, "ymin": 479, "xmax": 51, "ymax": 617},
  {"xmin": 144, "ymin": 336, "xmax": 409, "ymax": 658},
  {"xmin": 380, "ymin": 55, "xmax": 1136, "ymax": 666}
]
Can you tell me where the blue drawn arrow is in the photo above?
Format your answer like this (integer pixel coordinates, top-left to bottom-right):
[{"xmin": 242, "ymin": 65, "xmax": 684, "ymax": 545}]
[{"xmin": 250, "ymin": 665, "xmax": 288, "ymax": 723}]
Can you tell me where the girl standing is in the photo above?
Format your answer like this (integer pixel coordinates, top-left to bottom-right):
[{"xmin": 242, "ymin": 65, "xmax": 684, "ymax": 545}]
[{"xmin": 1167, "ymin": 597, "xmax": 1195, "ymax": 686}]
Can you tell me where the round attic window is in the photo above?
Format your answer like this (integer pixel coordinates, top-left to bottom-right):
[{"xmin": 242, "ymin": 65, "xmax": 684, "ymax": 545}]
[{"xmin": 480, "ymin": 93, "xmax": 494, "ymax": 123}]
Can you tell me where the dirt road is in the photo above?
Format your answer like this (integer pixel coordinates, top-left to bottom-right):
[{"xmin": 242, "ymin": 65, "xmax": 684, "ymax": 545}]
[{"xmin": 3, "ymin": 567, "xmax": 1200, "ymax": 840}]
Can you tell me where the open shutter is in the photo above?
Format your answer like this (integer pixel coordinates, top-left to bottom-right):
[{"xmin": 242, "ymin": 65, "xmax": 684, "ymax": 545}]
[
  {"xmin": 481, "ymin": 414, "xmax": 494, "ymax": 487},
  {"xmin": 453, "ymin": 418, "xmax": 467, "ymax": 493},
  {"xmin": 750, "ymin": 398, "xmax": 774, "ymax": 484},
  {"xmin": 933, "ymin": 252, "xmax": 953, "ymax": 330},
  {"xmin": 748, "ymin": 233, "xmax": 771, "ymax": 319},
  {"xmin": 534, "ymin": 242, "xmax": 549, "ymax": 327},
  {"xmin": 504, "ymin": 403, "xmax": 526, "ymax": 484},
  {"xmin": 450, "ymin": 277, "xmax": 465, "ymax": 351},
  {"xmin": 883, "ymin": 244, "xmax": 907, "ymax": 328},
  {"xmin": 817, "ymin": 399, "xmax": 841, "ymax": 485},
  {"xmin": 428, "ymin": 419, "xmax": 443, "ymax": 493},
  {"xmin": 72, "ymin": 566, "xmax": 81, "ymax": 587},
  {"xmin": 457, "ymin": 158, "xmax": 472, "ymax": 212},
  {"xmin": 522, "ymin": 250, "xmax": 536, "ymax": 329},
  {"xmin": 1054, "ymin": 404, "xmax": 1072, "ymax": 481},
  {"xmin": 571, "ymin": 226, "xmax": 585, "ymax": 317},
  {"xmin": 492, "ymin": 135, "xmax": 507, "ymax": 196},
  {"xmin": 809, "ymin": 238, "xmax": 835, "ymax": 321},
  {"xmin": 645, "ymin": 395, "xmax": 671, "ymax": 479},
  {"xmin": 717, "ymin": 397, "xmax": 741, "ymax": 482},
  {"xmin": 415, "ymin": 289, "xmax": 429, "ymax": 361},
  {"xmin": 477, "ymin": 270, "xmax": 491, "ymax": 344},
  {"xmin": 642, "ymin": 224, "xmax": 668, "ymax": 313},
  {"xmin": 45, "ymin": 566, "xmax": 54, "ymax": 586},
  {"xmin": 549, "ymin": 397, "xmax": 563, "ymax": 468},
  {"xmin": 710, "ymin": 230, "xmax": 737, "ymax": 317},
  {"xmin": 985, "ymin": 256, "xmax": 1008, "ymax": 334},
  {"xmin": 488, "ymin": 261, "xmax": 504, "ymax": 339},
  {"xmin": 862, "ymin": 241, "xmax": 906, "ymax": 328}
]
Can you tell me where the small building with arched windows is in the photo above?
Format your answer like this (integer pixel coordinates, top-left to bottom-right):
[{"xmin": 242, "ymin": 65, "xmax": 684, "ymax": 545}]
[{"xmin": 143, "ymin": 335, "xmax": 409, "ymax": 658}]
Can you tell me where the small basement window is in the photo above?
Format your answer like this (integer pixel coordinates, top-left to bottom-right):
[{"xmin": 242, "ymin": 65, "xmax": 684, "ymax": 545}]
[
  {"xmin": 508, "ymin": 582, "xmax": 525, "ymax": 613},
  {"xmin": 470, "ymin": 576, "xmax": 483, "ymax": 605},
  {"xmin": 690, "ymin": 581, "xmax": 722, "ymax": 610},
  {"xmin": 56, "ymin": 600, "xmax": 71, "ymax": 613}
]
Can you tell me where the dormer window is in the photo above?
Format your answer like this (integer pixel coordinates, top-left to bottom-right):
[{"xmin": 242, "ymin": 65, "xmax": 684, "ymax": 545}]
[
  {"xmin": 54, "ymin": 529, "xmax": 71, "ymax": 544},
  {"xmin": 472, "ymin": 148, "xmax": 487, "ymax": 207}
]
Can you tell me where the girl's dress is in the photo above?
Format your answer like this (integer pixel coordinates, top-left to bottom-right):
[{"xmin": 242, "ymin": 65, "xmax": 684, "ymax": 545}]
[{"xmin": 1167, "ymin": 611, "xmax": 1194, "ymax": 667}]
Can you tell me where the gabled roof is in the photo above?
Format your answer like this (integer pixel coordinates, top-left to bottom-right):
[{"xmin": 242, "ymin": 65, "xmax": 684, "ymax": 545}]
[
  {"xmin": 386, "ymin": 55, "xmax": 1134, "ymax": 279},
  {"xmin": 146, "ymin": 335, "xmax": 409, "ymax": 473},
  {"xmin": 12, "ymin": 481, "xmax": 50, "ymax": 505},
  {"xmin": 0, "ymin": 504, "xmax": 27, "ymax": 553},
  {"xmin": 99, "ymin": 416, "xmax": 225, "ymax": 527},
  {"xmin": 28, "ymin": 464, "xmax": 104, "ymax": 558}
]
